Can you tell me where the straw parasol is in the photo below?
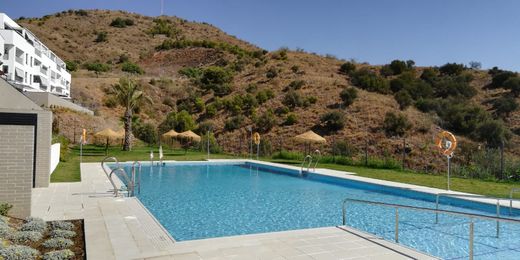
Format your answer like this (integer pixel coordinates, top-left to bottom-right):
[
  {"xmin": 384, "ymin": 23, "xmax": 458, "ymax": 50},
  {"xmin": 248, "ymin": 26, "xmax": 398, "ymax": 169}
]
[
  {"xmin": 162, "ymin": 129, "xmax": 179, "ymax": 150},
  {"xmin": 94, "ymin": 128, "xmax": 120, "ymax": 155},
  {"xmin": 294, "ymin": 130, "xmax": 326, "ymax": 155},
  {"xmin": 178, "ymin": 130, "xmax": 201, "ymax": 142},
  {"xmin": 294, "ymin": 131, "xmax": 326, "ymax": 144}
]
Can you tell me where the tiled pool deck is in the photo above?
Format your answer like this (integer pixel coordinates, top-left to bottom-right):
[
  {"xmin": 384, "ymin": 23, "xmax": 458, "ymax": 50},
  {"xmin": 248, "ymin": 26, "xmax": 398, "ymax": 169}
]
[{"xmin": 33, "ymin": 159, "xmax": 520, "ymax": 259}]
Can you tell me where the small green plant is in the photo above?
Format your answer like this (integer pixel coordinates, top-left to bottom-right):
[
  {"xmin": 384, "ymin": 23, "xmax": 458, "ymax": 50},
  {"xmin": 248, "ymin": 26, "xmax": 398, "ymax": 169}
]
[
  {"xmin": 49, "ymin": 230, "xmax": 76, "ymax": 239},
  {"xmin": 255, "ymin": 110, "xmax": 277, "ymax": 133},
  {"xmin": 84, "ymin": 62, "xmax": 111, "ymax": 73},
  {"xmin": 0, "ymin": 203, "xmax": 12, "ymax": 216},
  {"xmin": 383, "ymin": 112, "xmax": 412, "ymax": 137},
  {"xmin": 149, "ymin": 18, "xmax": 178, "ymax": 37},
  {"xmin": 0, "ymin": 222, "xmax": 12, "ymax": 238},
  {"xmin": 42, "ymin": 238, "xmax": 74, "ymax": 250},
  {"xmin": 65, "ymin": 61, "xmax": 78, "ymax": 72},
  {"xmin": 284, "ymin": 113, "xmax": 298, "ymax": 125},
  {"xmin": 266, "ymin": 67, "xmax": 278, "ymax": 79},
  {"xmin": 0, "ymin": 245, "xmax": 40, "ymax": 260},
  {"xmin": 320, "ymin": 110, "xmax": 345, "ymax": 131},
  {"xmin": 224, "ymin": 115, "xmax": 244, "ymax": 131},
  {"xmin": 110, "ymin": 17, "xmax": 135, "ymax": 28},
  {"xmin": 43, "ymin": 249, "xmax": 75, "ymax": 260},
  {"xmin": 394, "ymin": 90, "xmax": 413, "ymax": 110},
  {"xmin": 339, "ymin": 62, "xmax": 356, "ymax": 75},
  {"xmin": 94, "ymin": 31, "xmax": 108, "ymax": 43},
  {"xmin": 50, "ymin": 221, "xmax": 74, "ymax": 231},
  {"xmin": 10, "ymin": 231, "xmax": 43, "ymax": 243},
  {"xmin": 121, "ymin": 62, "xmax": 144, "ymax": 74},
  {"xmin": 339, "ymin": 87, "xmax": 358, "ymax": 107},
  {"xmin": 20, "ymin": 218, "xmax": 47, "ymax": 233},
  {"xmin": 272, "ymin": 150, "xmax": 303, "ymax": 160}
]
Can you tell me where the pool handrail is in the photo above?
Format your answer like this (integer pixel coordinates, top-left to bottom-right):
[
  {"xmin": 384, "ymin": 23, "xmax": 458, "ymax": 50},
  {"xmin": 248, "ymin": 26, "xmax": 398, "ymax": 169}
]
[
  {"xmin": 101, "ymin": 157, "xmax": 120, "ymax": 196},
  {"xmin": 300, "ymin": 155, "xmax": 313, "ymax": 173},
  {"xmin": 131, "ymin": 161, "xmax": 142, "ymax": 196},
  {"xmin": 342, "ymin": 198, "xmax": 520, "ymax": 260},
  {"xmin": 510, "ymin": 188, "xmax": 520, "ymax": 214},
  {"xmin": 109, "ymin": 167, "xmax": 134, "ymax": 197},
  {"xmin": 312, "ymin": 150, "xmax": 321, "ymax": 172}
]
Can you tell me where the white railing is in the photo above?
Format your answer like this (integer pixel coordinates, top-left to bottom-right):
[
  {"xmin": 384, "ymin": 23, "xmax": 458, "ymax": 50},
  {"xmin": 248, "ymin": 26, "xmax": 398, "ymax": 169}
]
[
  {"xmin": 15, "ymin": 56, "xmax": 23, "ymax": 64},
  {"xmin": 50, "ymin": 143, "xmax": 60, "ymax": 174}
]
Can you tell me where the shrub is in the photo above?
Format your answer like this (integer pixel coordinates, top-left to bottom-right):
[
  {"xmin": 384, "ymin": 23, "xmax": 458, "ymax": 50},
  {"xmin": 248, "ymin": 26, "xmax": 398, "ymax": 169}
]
[
  {"xmin": 21, "ymin": 218, "xmax": 47, "ymax": 233},
  {"xmin": 0, "ymin": 222, "xmax": 12, "ymax": 238},
  {"xmin": 200, "ymin": 132, "xmax": 221, "ymax": 153},
  {"xmin": 134, "ymin": 123, "xmax": 158, "ymax": 145},
  {"xmin": 225, "ymin": 115, "xmax": 244, "ymax": 131},
  {"xmin": 272, "ymin": 48, "xmax": 288, "ymax": 60},
  {"xmin": 476, "ymin": 120, "xmax": 511, "ymax": 148},
  {"xmin": 94, "ymin": 31, "xmax": 108, "ymax": 43},
  {"xmin": 420, "ymin": 68, "xmax": 438, "ymax": 83},
  {"xmin": 10, "ymin": 231, "xmax": 43, "ymax": 243},
  {"xmin": 282, "ymin": 90, "xmax": 303, "ymax": 109},
  {"xmin": 121, "ymin": 62, "xmax": 144, "ymax": 74},
  {"xmin": 50, "ymin": 221, "xmax": 74, "ymax": 231},
  {"xmin": 178, "ymin": 67, "xmax": 203, "ymax": 79},
  {"xmin": 149, "ymin": 18, "xmax": 178, "ymax": 37},
  {"xmin": 50, "ymin": 230, "xmax": 76, "ymax": 239},
  {"xmin": 490, "ymin": 71, "xmax": 517, "ymax": 89},
  {"xmin": 493, "ymin": 96, "xmax": 518, "ymax": 118},
  {"xmin": 433, "ymin": 75, "xmax": 476, "ymax": 99},
  {"xmin": 287, "ymin": 80, "xmax": 305, "ymax": 90},
  {"xmin": 43, "ymin": 249, "xmax": 75, "ymax": 260},
  {"xmin": 272, "ymin": 150, "xmax": 303, "ymax": 160},
  {"xmin": 255, "ymin": 110, "xmax": 277, "ymax": 133},
  {"xmin": 339, "ymin": 62, "xmax": 356, "ymax": 75},
  {"xmin": 387, "ymin": 60, "xmax": 409, "ymax": 75},
  {"xmin": 84, "ymin": 62, "xmax": 111, "ymax": 73},
  {"xmin": 350, "ymin": 69, "xmax": 390, "ymax": 94},
  {"xmin": 0, "ymin": 245, "xmax": 40, "ymax": 260},
  {"xmin": 0, "ymin": 203, "xmax": 12, "ymax": 216},
  {"xmin": 110, "ymin": 17, "xmax": 134, "ymax": 28},
  {"xmin": 199, "ymin": 66, "xmax": 234, "ymax": 95},
  {"xmin": 275, "ymin": 106, "xmax": 290, "ymax": 115},
  {"xmin": 42, "ymin": 238, "xmax": 74, "ymax": 250},
  {"xmin": 394, "ymin": 90, "xmax": 413, "ymax": 110},
  {"xmin": 291, "ymin": 65, "xmax": 300, "ymax": 73},
  {"xmin": 306, "ymin": 96, "xmax": 318, "ymax": 105},
  {"xmin": 320, "ymin": 111, "xmax": 345, "ymax": 131},
  {"xmin": 65, "ymin": 61, "xmax": 78, "ymax": 72},
  {"xmin": 284, "ymin": 113, "xmax": 298, "ymax": 125},
  {"xmin": 74, "ymin": 10, "xmax": 88, "ymax": 16},
  {"xmin": 332, "ymin": 140, "xmax": 357, "ymax": 157},
  {"xmin": 339, "ymin": 87, "xmax": 358, "ymax": 107},
  {"xmin": 469, "ymin": 61, "xmax": 482, "ymax": 69},
  {"xmin": 266, "ymin": 67, "xmax": 278, "ymax": 79},
  {"xmin": 439, "ymin": 102, "xmax": 489, "ymax": 135},
  {"xmin": 383, "ymin": 112, "xmax": 412, "ymax": 137},
  {"xmin": 158, "ymin": 110, "xmax": 196, "ymax": 133},
  {"xmin": 503, "ymin": 77, "xmax": 520, "ymax": 97},
  {"xmin": 439, "ymin": 63, "xmax": 465, "ymax": 75},
  {"xmin": 205, "ymin": 103, "xmax": 217, "ymax": 117},
  {"xmin": 256, "ymin": 89, "xmax": 274, "ymax": 104},
  {"xmin": 197, "ymin": 121, "xmax": 215, "ymax": 133}
]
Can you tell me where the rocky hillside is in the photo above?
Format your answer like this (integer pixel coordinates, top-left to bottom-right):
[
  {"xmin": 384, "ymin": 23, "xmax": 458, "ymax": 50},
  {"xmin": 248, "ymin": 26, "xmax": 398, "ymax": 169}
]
[{"xmin": 18, "ymin": 10, "xmax": 520, "ymax": 174}]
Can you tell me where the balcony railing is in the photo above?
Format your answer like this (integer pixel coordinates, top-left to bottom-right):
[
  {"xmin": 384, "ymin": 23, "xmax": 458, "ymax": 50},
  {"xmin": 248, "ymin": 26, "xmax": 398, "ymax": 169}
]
[
  {"xmin": 3, "ymin": 54, "xmax": 8, "ymax": 60},
  {"xmin": 40, "ymin": 67, "xmax": 47, "ymax": 75},
  {"xmin": 15, "ymin": 56, "xmax": 23, "ymax": 64}
]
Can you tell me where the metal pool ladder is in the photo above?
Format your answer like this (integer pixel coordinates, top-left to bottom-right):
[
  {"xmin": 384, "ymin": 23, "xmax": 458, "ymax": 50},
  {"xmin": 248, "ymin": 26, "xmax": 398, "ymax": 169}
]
[
  {"xmin": 300, "ymin": 155, "xmax": 313, "ymax": 174},
  {"xmin": 101, "ymin": 157, "xmax": 141, "ymax": 197},
  {"xmin": 342, "ymin": 198, "xmax": 520, "ymax": 260}
]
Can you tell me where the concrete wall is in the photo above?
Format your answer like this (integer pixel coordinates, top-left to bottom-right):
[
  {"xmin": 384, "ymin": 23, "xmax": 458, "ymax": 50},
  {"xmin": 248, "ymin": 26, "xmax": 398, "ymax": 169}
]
[
  {"xmin": 0, "ymin": 124, "xmax": 34, "ymax": 218},
  {"xmin": 34, "ymin": 110, "xmax": 52, "ymax": 187},
  {"xmin": 50, "ymin": 143, "xmax": 60, "ymax": 174},
  {"xmin": 24, "ymin": 91, "xmax": 94, "ymax": 115}
]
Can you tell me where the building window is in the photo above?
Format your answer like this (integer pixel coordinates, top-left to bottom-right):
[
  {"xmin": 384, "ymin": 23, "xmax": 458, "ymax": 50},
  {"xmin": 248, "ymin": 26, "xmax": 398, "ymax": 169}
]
[{"xmin": 25, "ymin": 54, "xmax": 28, "ymax": 65}]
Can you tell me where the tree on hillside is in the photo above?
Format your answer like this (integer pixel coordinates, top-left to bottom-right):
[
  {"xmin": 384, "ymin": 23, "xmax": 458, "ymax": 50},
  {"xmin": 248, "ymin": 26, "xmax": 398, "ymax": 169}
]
[
  {"xmin": 503, "ymin": 77, "xmax": 520, "ymax": 97},
  {"xmin": 383, "ymin": 112, "xmax": 412, "ymax": 137},
  {"xmin": 110, "ymin": 77, "xmax": 151, "ymax": 151},
  {"xmin": 339, "ymin": 87, "xmax": 358, "ymax": 107},
  {"xmin": 493, "ymin": 96, "xmax": 519, "ymax": 118}
]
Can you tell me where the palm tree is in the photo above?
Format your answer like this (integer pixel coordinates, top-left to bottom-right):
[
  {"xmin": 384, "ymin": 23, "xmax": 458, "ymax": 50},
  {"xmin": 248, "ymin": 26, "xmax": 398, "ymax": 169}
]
[{"xmin": 111, "ymin": 77, "xmax": 150, "ymax": 151}]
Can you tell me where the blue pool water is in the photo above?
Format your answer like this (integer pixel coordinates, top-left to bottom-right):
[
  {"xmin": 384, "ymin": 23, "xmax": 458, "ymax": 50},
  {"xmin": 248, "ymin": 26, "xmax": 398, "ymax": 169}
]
[{"xmin": 117, "ymin": 162, "xmax": 520, "ymax": 259}]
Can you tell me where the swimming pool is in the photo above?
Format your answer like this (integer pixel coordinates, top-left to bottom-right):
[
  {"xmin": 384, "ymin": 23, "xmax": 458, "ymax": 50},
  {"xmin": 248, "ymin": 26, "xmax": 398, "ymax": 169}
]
[{"xmin": 116, "ymin": 161, "xmax": 520, "ymax": 259}]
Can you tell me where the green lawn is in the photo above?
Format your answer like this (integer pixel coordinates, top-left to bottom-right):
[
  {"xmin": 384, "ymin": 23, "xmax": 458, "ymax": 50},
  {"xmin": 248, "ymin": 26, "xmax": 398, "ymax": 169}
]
[{"xmin": 52, "ymin": 145, "xmax": 520, "ymax": 199}]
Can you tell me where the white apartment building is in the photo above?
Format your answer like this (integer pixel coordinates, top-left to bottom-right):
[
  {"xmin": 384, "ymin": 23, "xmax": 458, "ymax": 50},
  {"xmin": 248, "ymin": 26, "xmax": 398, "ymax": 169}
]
[{"xmin": 0, "ymin": 13, "xmax": 71, "ymax": 98}]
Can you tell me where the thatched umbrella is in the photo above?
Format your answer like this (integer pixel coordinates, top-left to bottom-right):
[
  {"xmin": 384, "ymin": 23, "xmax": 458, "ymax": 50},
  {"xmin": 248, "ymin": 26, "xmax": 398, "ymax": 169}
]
[
  {"xmin": 115, "ymin": 129, "xmax": 125, "ymax": 148},
  {"xmin": 294, "ymin": 130, "xmax": 326, "ymax": 155},
  {"xmin": 178, "ymin": 130, "xmax": 201, "ymax": 154},
  {"xmin": 162, "ymin": 130, "xmax": 179, "ymax": 150},
  {"xmin": 95, "ymin": 128, "xmax": 120, "ymax": 155}
]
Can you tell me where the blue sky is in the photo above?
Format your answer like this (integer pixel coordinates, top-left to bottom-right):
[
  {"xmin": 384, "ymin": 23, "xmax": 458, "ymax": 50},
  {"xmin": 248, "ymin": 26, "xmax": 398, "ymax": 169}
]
[{"xmin": 3, "ymin": 0, "xmax": 520, "ymax": 71}]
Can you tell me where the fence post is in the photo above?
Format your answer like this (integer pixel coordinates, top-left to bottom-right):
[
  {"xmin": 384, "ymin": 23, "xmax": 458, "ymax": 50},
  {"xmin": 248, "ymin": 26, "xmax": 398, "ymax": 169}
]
[{"xmin": 402, "ymin": 138, "xmax": 406, "ymax": 170}]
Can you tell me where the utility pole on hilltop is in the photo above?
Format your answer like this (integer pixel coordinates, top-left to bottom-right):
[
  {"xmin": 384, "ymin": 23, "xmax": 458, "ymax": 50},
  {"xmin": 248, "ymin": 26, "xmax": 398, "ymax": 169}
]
[{"xmin": 161, "ymin": 0, "xmax": 164, "ymax": 16}]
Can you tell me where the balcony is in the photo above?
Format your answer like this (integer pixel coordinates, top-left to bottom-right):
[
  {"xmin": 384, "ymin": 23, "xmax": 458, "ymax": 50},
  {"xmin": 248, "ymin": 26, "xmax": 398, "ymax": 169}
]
[
  {"xmin": 40, "ymin": 67, "xmax": 48, "ymax": 75},
  {"xmin": 15, "ymin": 56, "xmax": 23, "ymax": 64},
  {"xmin": 2, "ymin": 53, "xmax": 8, "ymax": 60}
]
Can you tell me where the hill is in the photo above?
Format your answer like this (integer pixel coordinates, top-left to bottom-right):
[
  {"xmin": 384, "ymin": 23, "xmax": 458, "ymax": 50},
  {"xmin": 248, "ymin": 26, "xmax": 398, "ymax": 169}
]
[{"xmin": 17, "ymin": 9, "xmax": 520, "ymax": 177}]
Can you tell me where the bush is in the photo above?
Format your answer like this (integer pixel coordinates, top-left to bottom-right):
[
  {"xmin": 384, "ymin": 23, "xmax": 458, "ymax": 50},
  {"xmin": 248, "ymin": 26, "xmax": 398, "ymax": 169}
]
[
  {"xmin": 21, "ymin": 218, "xmax": 47, "ymax": 233},
  {"xmin": 94, "ymin": 31, "xmax": 108, "ymax": 43},
  {"xmin": 284, "ymin": 113, "xmax": 298, "ymax": 125},
  {"xmin": 387, "ymin": 60, "xmax": 409, "ymax": 75},
  {"xmin": 255, "ymin": 89, "xmax": 274, "ymax": 104},
  {"xmin": 84, "ymin": 62, "xmax": 111, "ymax": 73},
  {"xmin": 225, "ymin": 115, "xmax": 244, "ymax": 131},
  {"xmin": 320, "ymin": 111, "xmax": 345, "ymax": 131},
  {"xmin": 350, "ymin": 69, "xmax": 390, "ymax": 94},
  {"xmin": 121, "ymin": 62, "xmax": 144, "ymax": 74},
  {"xmin": 439, "ymin": 102, "xmax": 489, "ymax": 135},
  {"xmin": 476, "ymin": 120, "xmax": 511, "ymax": 148},
  {"xmin": 200, "ymin": 132, "xmax": 221, "ymax": 153},
  {"xmin": 272, "ymin": 150, "xmax": 303, "ymax": 160},
  {"xmin": 158, "ymin": 110, "xmax": 196, "ymax": 133},
  {"xmin": 50, "ymin": 221, "xmax": 74, "ymax": 231},
  {"xmin": 0, "ymin": 222, "xmax": 12, "ymax": 238},
  {"xmin": 394, "ymin": 90, "xmax": 413, "ymax": 110},
  {"xmin": 439, "ymin": 63, "xmax": 465, "ymax": 75},
  {"xmin": 383, "ymin": 112, "xmax": 412, "ymax": 137},
  {"xmin": 205, "ymin": 103, "xmax": 217, "ymax": 117},
  {"xmin": 74, "ymin": 10, "xmax": 88, "ymax": 16},
  {"xmin": 43, "ymin": 249, "xmax": 75, "ymax": 260},
  {"xmin": 49, "ymin": 230, "xmax": 76, "ymax": 239},
  {"xmin": 0, "ymin": 203, "xmax": 12, "ymax": 216},
  {"xmin": 339, "ymin": 62, "xmax": 356, "ymax": 75},
  {"xmin": 286, "ymin": 80, "xmax": 305, "ymax": 90},
  {"xmin": 332, "ymin": 140, "xmax": 357, "ymax": 157},
  {"xmin": 110, "ymin": 17, "xmax": 134, "ymax": 28},
  {"xmin": 255, "ymin": 110, "xmax": 277, "ymax": 133},
  {"xmin": 134, "ymin": 123, "xmax": 158, "ymax": 145},
  {"xmin": 266, "ymin": 67, "xmax": 278, "ymax": 79},
  {"xmin": 503, "ymin": 77, "xmax": 520, "ymax": 97},
  {"xmin": 178, "ymin": 67, "xmax": 203, "ymax": 79},
  {"xmin": 149, "ymin": 18, "xmax": 178, "ymax": 37},
  {"xmin": 0, "ymin": 245, "xmax": 40, "ymax": 260},
  {"xmin": 493, "ymin": 96, "xmax": 518, "ymax": 118},
  {"xmin": 65, "ymin": 61, "xmax": 78, "ymax": 72},
  {"xmin": 339, "ymin": 87, "xmax": 358, "ymax": 107},
  {"xmin": 433, "ymin": 75, "xmax": 476, "ymax": 99},
  {"xmin": 490, "ymin": 71, "xmax": 517, "ymax": 89},
  {"xmin": 10, "ymin": 231, "xmax": 43, "ymax": 243},
  {"xmin": 42, "ymin": 238, "xmax": 74, "ymax": 250},
  {"xmin": 283, "ymin": 90, "xmax": 303, "ymax": 109}
]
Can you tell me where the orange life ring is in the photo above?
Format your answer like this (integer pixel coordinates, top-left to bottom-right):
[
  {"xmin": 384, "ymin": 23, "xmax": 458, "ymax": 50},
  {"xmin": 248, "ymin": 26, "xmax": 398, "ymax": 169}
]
[
  {"xmin": 434, "ymin": 130, "xmax": 457, "ymax": 157},
  {"xmin": 253, "ymin": 132, "xmax": 261, "ymax": 145}
]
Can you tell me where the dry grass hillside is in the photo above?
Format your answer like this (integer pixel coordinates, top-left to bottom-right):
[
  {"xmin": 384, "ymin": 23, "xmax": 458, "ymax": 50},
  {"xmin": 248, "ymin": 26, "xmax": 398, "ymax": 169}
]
[{"xmin": 17, "ymin": 9, "xmax": 520, "ymax": 174}]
